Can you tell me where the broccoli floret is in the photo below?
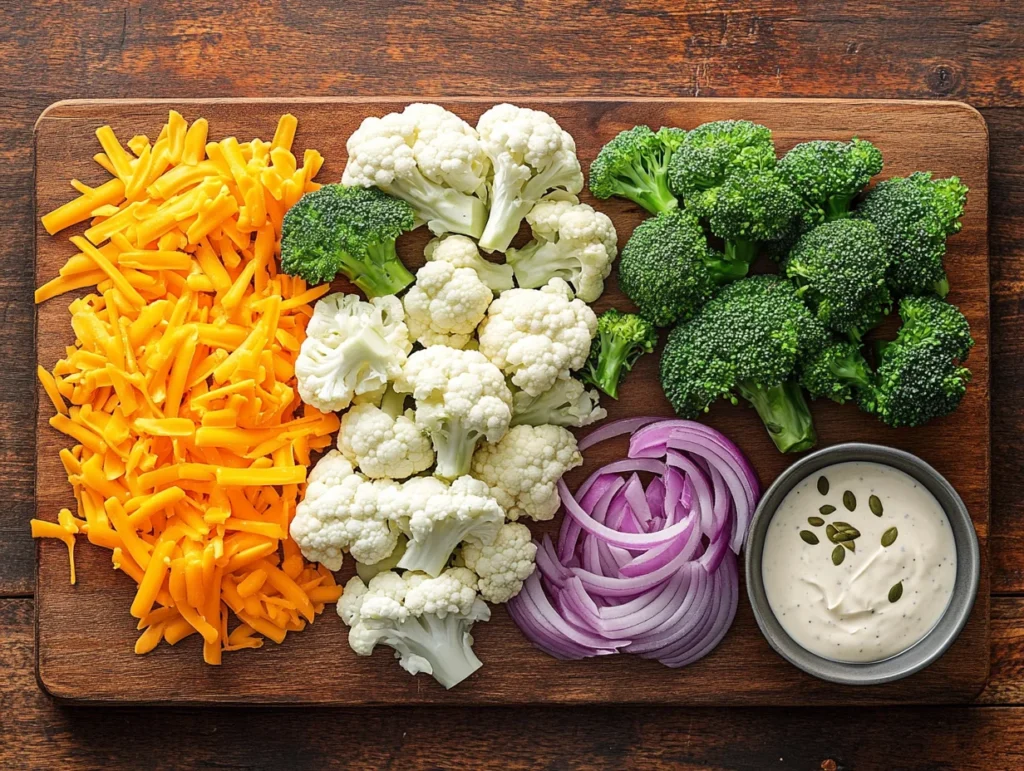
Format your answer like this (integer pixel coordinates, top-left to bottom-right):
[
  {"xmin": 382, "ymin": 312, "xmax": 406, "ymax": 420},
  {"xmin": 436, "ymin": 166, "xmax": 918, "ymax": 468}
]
[
  {"xmin": 855, "ymin": 172, "xmax": 969, "ymax": 297},
  {"xmin": 580, "ymin": 310, "xmax": 657, "ymax": 399},
  {"xmin": 862, "ymin": 295, "xmax": 974, "ymax": 427},
  {"xmin": 777, "ymin": 138, "xmax": 884, "ymax": 223},
  {"xmin": 783, "ymin": 219, "xmax": 892, "ymax": 339},
  {"xmin": 667, "ymin": 120, "xmax": 776, "ymax": 201},
  {"xmin": 659, "ymin": 275, "xmax": 828, "ymax": 453},
  {"xmin": 617, "ymin": 209, "xmax": 747, "ymax": 327},
  {"xmin": 689, "ymin": 169, "xmax": 804, "ymax": 266},
  {"xmin": 800, "ymin": 341, "xmax": 874, "ymax": 404},
  {"xmin": 281, "ymin": 185, "xmax": 417, "ymax": 296},
  {"xmin": 588, "ymin": 126, "xmax": 685, "ymax": 215}
]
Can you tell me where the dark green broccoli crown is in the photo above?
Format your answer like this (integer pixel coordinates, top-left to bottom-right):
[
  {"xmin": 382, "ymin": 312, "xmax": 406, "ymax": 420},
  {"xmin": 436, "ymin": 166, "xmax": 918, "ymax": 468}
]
[
  {"xmin": 800, "ymin": 340, "xmax": 874, "ymax": 404},
  {"xmin": 692, "ymin": 169, "xmax": 803, "ymax": 249},
  {"xmin": 865, "ymin": 295, "xmax": 973, "ymax": 427},
  {"xmin": 588, "ymin": 125, "xmax": 683, "ymax": 214},
  {"xmin": 659, "ymin": 275, "xmax": 827, "ymax": 417},
  {"xmin": 617, "ymin": 209, "xmax": 719, "ymax": 327},
  {"xmin": 777, "ymin": 138, "xmax": 883, "ymax": 223},
  {"xmin": 581, "ymin": 309, "xmax": 658, "ymax": 399},
  {"xmin": 667, "ymin": 120, "xmax": 776, "ymax": 201},
  {"xmin": 596, "ymin": 308, "xmax": 659, "ymax": 351},
  {"xmin": 280, "ymin": 185, "xmax": 416, "ymax": 294},
  {"xmin": 855, "ymin": 172, "xmax": 969, "ymax": 296},
  {"xmin": 784, "ymin": 219, "xmax": 892, "ymax": 335}
]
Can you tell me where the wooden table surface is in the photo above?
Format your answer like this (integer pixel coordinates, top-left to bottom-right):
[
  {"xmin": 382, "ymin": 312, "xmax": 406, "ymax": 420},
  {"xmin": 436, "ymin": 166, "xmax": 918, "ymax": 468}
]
[{"xmin": 3, "ymin": 1, "xmax": 1023, "ymax": 767}]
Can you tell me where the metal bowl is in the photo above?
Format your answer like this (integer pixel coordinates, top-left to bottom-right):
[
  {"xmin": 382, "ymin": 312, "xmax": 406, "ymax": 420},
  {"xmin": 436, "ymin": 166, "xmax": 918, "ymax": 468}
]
[{"xmin": 744, "ymin": 442, "xmax": 980, "ymax": 685}]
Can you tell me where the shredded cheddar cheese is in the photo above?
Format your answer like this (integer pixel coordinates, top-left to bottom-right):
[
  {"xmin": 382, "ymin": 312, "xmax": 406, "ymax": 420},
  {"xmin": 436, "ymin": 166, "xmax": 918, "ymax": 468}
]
[{"xmin": 32, "ymin": 111, "xmax": 341, "ymax": 664}]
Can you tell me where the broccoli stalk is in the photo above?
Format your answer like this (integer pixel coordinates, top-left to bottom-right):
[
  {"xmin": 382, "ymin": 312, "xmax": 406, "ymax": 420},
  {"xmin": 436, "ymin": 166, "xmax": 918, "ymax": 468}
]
[
  {"xmin": 581, "ymin": 310, "xmax": 657, "ymax": 399},
  {"xmin": 589, "ymin": 126, "xmax": 685, "ymax": 215},
  {"xmin": 736, "ymin": 379, "xmax": 817, "ymax": 454},
  {"xmin": 800, "ymin": 341, "xmax": 874, "ymax": 404},
  {"xmin": 281, "ymin": 185, "xmax": 416, "ymax": 296}
]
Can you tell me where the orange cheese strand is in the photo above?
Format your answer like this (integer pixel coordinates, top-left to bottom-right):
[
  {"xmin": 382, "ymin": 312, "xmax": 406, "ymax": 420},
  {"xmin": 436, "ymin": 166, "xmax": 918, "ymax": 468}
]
[{"xmin": 34, "ymin": 112, "xmax": 340, "ymax": 663}]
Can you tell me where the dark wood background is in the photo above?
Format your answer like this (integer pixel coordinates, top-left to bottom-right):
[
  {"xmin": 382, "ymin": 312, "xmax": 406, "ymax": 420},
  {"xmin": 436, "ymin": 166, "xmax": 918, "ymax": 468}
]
[{"xmin": 4, "ymin": 0, "xmax": 1024, "ymax": 766}]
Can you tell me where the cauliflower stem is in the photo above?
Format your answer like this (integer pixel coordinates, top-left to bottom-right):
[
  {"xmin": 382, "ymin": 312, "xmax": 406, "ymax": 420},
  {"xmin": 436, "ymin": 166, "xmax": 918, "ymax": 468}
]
[
  {"xmin": 430, "ymin": 416, "xmax": 486, "ymax": 481},
  {"xmin": 379, "ymin": 607, "xmax": 489, "ymax": 689},
  {"xmin": 390, "ymin": 169, "xmax": 488, "ymax": 238}
]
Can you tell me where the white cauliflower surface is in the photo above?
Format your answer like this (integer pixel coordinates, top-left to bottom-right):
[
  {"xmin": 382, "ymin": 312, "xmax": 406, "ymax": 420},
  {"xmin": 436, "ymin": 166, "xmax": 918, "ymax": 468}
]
[
  {"xmin": 461, "ymin": 522, "xmax": 538, "ymax": 603},
  {"xmin": 295, "ymin": 293, "xmax": 411, "ymax": 413},
  {"xmin": 424, "ymin": 235, "xmax": 514, "ymax": 293},
  {"xmin": 471, "ymin": 424, "xmax": 583, "ymax": 522},
  {"xmin": 477, "ymin": 278, "xmax": 597, "ymax": 397},
  {"xmin": 403, "ymin": 261, "xmax": 492, "ymax": 349},
  {"xmin": 337, "ymin": 388, "xmax": 434, "ymax": 480}
]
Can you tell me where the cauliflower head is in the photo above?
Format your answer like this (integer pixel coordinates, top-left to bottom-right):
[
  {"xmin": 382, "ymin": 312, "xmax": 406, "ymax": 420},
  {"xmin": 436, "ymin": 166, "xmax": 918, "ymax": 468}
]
[
  {"xmin": 342, "ymin": 103, "xmax": 489, "ymax": 238},
  {"xmin": 395, "ymin": 346, "xmax": 513, "ymax": 479},
  {"xmin": 424, "ymin": 235, "xmax": 514, "ymax": 293},
  {"xmin": 289, "ymin": 451, "xmax": 399, "ymax": 568},
  {"xmin": 461, "ymin": 522, "xmax": 537, "ymax": 603},
  {"xmin": 477, "ymin": 278, "xmax": 597, "ymax": 396},
  {"xmin": 471, "ymin": 424, "xmax": 583, "ymax": 522},
  {"xmin": 476, "ymin": 104, "xmax": 584, "ymax": 253},
  {"xmin": 507, "ymin": 198, "xmax": 617, "ymax": 303},
  {"xmin": 510, "ymin": 378, "xmax": 607, "ymax": 428},
  {"xmin": 295, "ymin": 293, "xmax": 411, "ymax": 413},
  {"xmin": 337, "ymin": 388, "xmax": 434, "ymax": 480},
  {"xmin": 403, "ymin": 261, "xmax": 492, "ymax": 349}
]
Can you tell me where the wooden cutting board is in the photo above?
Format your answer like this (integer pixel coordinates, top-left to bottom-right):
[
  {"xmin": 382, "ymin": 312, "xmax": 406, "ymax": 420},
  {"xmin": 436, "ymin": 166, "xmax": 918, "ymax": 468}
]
[{"xmin": 34, "ymin": 98, "xmax": 989, "ymax": 705}]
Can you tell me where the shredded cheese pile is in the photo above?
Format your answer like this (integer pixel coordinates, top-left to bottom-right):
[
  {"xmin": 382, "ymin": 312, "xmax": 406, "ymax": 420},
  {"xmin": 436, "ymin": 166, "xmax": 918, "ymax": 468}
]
[{"xmin": 33, "ymin": 111, "xmax": 343, "ymax": 663}]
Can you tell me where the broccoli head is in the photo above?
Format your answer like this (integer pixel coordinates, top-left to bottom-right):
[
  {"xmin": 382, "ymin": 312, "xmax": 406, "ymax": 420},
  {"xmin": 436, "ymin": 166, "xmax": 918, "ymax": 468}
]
[
  {"xmin": 589, "ymin": 125, "xmax": 685, "ymax": 215},
  {"xmin": 855, "ymin": 172, "xmax": 969, "ymax": 297},
  {"xmin": 617, "ymin": 209, "xmax": 744, "ymax": 327},
  {"xmin": 862, "ymin": 295, "xmax": 974, "ymax": 427},
  {"xmin": 777, "ymin": 138, "xmax": 884, "ymax": 223},
  {"xmin": 783, "ymin": 219, "xmax": 892, "ymax": 339},
  {"xmin": 667, "ymin": 120, "xmax": 776, "ymax": 201},
  {"xmin": 659, "ymin": 275, "xmax": 829, "ymax": 453},
  {"xmin": 281, "ymin": 184, "xmax": 417, "ymax": 296},
  {"xmin": 799, "ymin": 340, "xmax": 874, "ymax": 404},
  {"xmin": 580, "ymin": 309, "xmax": 658, "ymax": 399}
]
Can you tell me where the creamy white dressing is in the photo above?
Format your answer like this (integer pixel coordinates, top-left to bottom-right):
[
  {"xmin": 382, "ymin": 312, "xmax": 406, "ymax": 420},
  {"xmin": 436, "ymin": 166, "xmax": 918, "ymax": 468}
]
[{"xmin": 762, "ymin": 461, "xmax": 956, "ymax": 663}]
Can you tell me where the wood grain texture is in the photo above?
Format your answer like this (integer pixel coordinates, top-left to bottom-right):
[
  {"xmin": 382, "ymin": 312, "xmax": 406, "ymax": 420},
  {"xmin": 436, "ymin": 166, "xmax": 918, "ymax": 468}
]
[
  {"xmin": 34, "ymin": 98, "xmax": 990, "ymax": 705},
  {"xmin": 5, "ymin": 597, "xmax": 1024, "ymax": 769}
]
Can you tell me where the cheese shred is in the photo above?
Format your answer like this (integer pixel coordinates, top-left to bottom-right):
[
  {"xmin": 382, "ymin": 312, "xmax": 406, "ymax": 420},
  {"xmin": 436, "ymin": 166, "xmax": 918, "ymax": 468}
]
[{"xmin": 34, "ymin": 112, "xmax": 341, "ymax": 663}]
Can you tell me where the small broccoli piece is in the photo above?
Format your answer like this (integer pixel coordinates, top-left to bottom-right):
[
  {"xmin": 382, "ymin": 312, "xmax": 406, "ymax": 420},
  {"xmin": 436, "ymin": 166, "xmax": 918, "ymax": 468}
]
[
  {"xmin": 783, "ymin": 219, "xmax": 892, "ymax": 339},
  {"xmin": 588, "ymin": 125, "xmax": 685, "ymax": 215},
  {"xmin": 580, "ymin": 310, "xmax": 657, "ymax": 399},
  {"xmin": 777, "ymin": 138, "xmax": 884, "ymax": 223},
  {"xmin": 800, "ymin": 341, "xmax": 874, "ymax": 404},
  {"xmin": 862, "ymin": 295, "xmax": 974, "ymax": 427},
  {"xmin": 617, "ymin": 209, "xmax": 744, "ymax": 327},
  {"xmin": 659, "ymin": 275, "xmax": 828, "ymax": 453},
  {"xmin": 855, "ymin": 172, "xmax": 969, "ymax": 297},
  {"xmin": 281, "ymin": 185, "xmax": 416, "ymax": 296},
  {"xmin": 667, "ymin": 120, "xmax": 776, "ymax": 201}
]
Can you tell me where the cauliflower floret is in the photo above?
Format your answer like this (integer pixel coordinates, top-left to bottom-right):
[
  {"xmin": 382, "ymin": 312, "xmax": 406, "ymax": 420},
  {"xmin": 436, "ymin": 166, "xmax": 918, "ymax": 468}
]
[
  {"xmin": 395, "ymin": 346, "xmax": 513, "ymax": 479},
  {"xmin": 507, "ymin": 198, "xmax": 617, "ymax": 302},
  {"xmin": 289, "ymin": 451, "xmax": 399, "ymax": 568},
  {"xmin": 342, "ymin": 103, "xmax": 489, "ymax": 238},
  {"xmin": 403, "ymin": 261, "xmax": 492, "ymax": 349},
  {"xmin": 510, "ymin": 378, "xmax": 607, "ymax": 428},
  {"xmin": 476, "ymin": 104, "xmax": 584, "ymax": 253},
  {"xmin": 339, "ymin": 569, "xmax": 491, "ymax": 690},
  {"xmin": 471, "ymin": 424, "xmax": 583, "ymax": 522},
  {"xmin": 424, "ymin": 235, "xmax": 514, "ymax": 293},
  {"xmin": 295, "ymin": 293, "xmax": 411, "ymax": 413},
  {"xmin": 477, "ymin": 278, "xmax": 597, "ymax": 396},
  {"xmin": 460, "ymin": 522, "xmax": 538, "ymax": 603},
  {"xmin": 393, "ymin": 475, "xmax": 504, "ymax": 578},
  {"xmin": 338, "ymin": 387, "xmax": 434, "ymax": 480}
]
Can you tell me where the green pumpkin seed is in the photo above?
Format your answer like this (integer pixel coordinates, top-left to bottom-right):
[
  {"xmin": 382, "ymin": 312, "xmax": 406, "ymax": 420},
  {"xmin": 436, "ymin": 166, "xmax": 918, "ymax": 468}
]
[
  {"xmin": 807, "ymin": 516, "xmax": 825, "ymax": 527},
  {"xmin": 832, "ymin": 545, "xmax": 846, "ymax": 565},
  {"xmin": 869, "ymin": 495, "xmax": 883, "ymax": 517},
  {"xmin": 800, "ymin": 530, "xmax": 819, "ymax": 545},
  {"xmin": 888, "ymin": 581, "xmax": 904, "ymax": 603},
  {"xmin": 842, "ymin": 541, "xmax": 855, "ymax": 552},
  {"xmin": 817, "ymin": 476, "xmax": 829, "ymax": 495},
  {"xmin": 819, "ymin": 505, "xmax": 836, "ymax": 515},
  {"xmin": 833, "ymin": 531, "xmax": 857, "ymax": 543},
  {"xmin": 826, "ymin": 524, "xmax": 838, "ymax": 542},
  {"xmin": 843, "ymin": 490, "xmax": 856, "ymax": 511},
  {"xmin": 881, "ymin": 527, "xmax": 898, "ymax": 547}
]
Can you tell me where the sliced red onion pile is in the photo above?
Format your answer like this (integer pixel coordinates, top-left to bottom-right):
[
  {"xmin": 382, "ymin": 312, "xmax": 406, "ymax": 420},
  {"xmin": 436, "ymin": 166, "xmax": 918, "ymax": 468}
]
[{"xmin": 507, "ymin": 418, "xmax": 760, "ymax": 667}]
